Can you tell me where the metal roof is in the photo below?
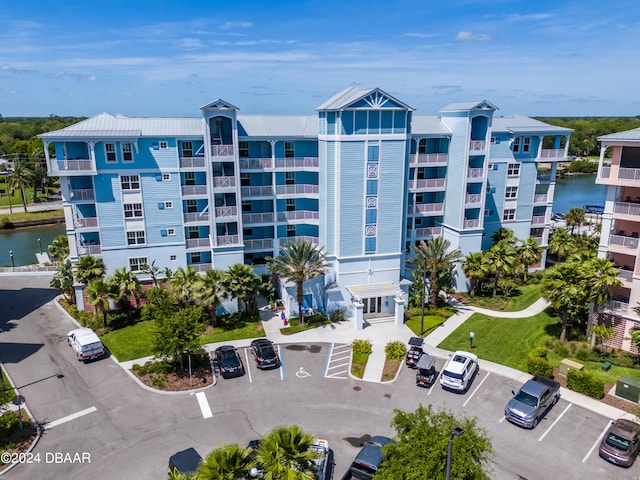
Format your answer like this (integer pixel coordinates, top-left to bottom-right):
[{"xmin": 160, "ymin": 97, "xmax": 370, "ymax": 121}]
[
  {"xmin": 316, "ymin": 86, "xmax": 414, "ymax": 111},
  {"xmin": 441, "ymin": 100, "xmax": 498, "ymax": 112},
  {"xmin": 411, "ymin": 115, "xmax": 452, "ymax": 135},
  {"xmin": 598, "ymin": 127, "xmax": 640, "ymax": 142},
  {"xmin": 237, "ymin": 115, "xmax": 318, "ymax": 138},
  {"xmin": 346, "ymin": 282, "xmax": 404, "ymax": 301},
  {"xmin": 492, "ymin": 114, "xmax": 572, "ymax": 134}
]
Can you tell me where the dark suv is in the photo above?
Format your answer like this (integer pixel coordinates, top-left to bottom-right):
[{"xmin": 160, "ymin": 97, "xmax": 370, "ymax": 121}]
[
  {"xmin": 213, "ymin": 345, "xmax": 245, "ymax": 379},
  {"xmin": 250, "ymin": 339, "xmax": 280, "ymax": 369},
  {"xmin": 341, "ymin": 435, "xmax": 394, "ymax": 480}
]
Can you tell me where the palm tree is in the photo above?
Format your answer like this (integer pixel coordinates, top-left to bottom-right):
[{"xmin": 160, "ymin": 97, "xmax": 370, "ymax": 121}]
[
  {"xmin": 582, "ymin": 257, "xmax": 621, "ymax": 312},
  {"xmin": 50, "ymin": 259, "xmax": 76, "ymax": 304},
  {"xmin": 518, "ymin": 237, "xmax": 542, "ymax": 283},
  {"xmin": 197, "ymin": 444, "xmax": 255, "ymax": 480},
  {"xmin": 461, "ymin": 252, "xmax": 487, "ymax": 298},
  {"xmin": 85, "ymin": 278, "xmax": 116, "ymax": 328},
  {"xmin": 74, "ymin": 255, "xmax": 106, "ymax": 285},
  {"xmin": 194, "ymin": 269, "xmax": 225, "ymax": 321},
  {"xmin": 541, "ymin": 262, "xmax": 586, "ymax": 341},
  {"xmin": 408, "ymin": 237, "xmax": 462, "ymax": 307},
  {"xmin": 257, "ymin": 425, "xmax": 316, "ymax": 480},
  {"xmin": 48, "ymin": 234, "xmax": 69, "ymax": 264},
  {"xmin": 168, "ymin": 266, "xmax": 199, "ymax": 305},
  {"xmin": 109, "ymin": 267, "xmax": 143, "ymax": 318},
  {"xmin": 6, "ymin": 163, "xmax": 33, "ymax": 213},
  {"xmin": 564, "ymin": 207, "xmax": 586, "ymax": 235},
  {"xmin": 223, "ymin": 264, "xmax": 259, "ymax": 320},
  {"xmin": 267, "ymin": 241, "xmax": 332, "ymax": 325},
  {"xmin": 548, "ymin": 228, "xmax": 574, "ymax": 261},
  {"xmin": 486, "ymin": 241, "xmax": 517, "ymax": 297},
  {"xmin": 492, "ymin": 227, "xmax": 517, "ymax": 246}
]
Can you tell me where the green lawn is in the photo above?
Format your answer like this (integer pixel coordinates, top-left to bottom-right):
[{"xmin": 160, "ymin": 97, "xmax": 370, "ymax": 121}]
[
  {"xmin": 280, "ymin": 314, "xmax": 333, "ymax": 335},
  {"xmin": 457, "ymin": 284, "xmax": 541, "ymax": 312},
  {"xmin": 405, "ymin": 314, "xmax": 448, "ymax": 337},
  {"xmin": 546, "ymin": 350, "xmax": 640, "ymax": 385}
]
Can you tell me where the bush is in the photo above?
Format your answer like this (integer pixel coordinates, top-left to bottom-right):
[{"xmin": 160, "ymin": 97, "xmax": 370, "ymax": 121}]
[
  {"xmin": 352, "ymin": 338, "xmax": 372, "ymax": 355},
  {"xmin": 329, "ymin": 308, "xmax": 346, "ymax": 322},
  {"xmin": 529, "ymin": 346, "xmax": 549, "ymax": 359},
  {"xmin": 0, "ymin": 411, "xmax": 21, "ymax": 445},
  {"xmin": 527, "ymin": 354, "xmax": 554, "ymax": 378},
  {"xmin": 566, "ymin": 369, "xmax": 605, "ymax": 399},
  {"xmin": 385, "ymin": 341, "xmax": 407, "ymax": 361},
  {"xmin": 575, "ymin": 347, "xmax": 590, "ymax": 362}
]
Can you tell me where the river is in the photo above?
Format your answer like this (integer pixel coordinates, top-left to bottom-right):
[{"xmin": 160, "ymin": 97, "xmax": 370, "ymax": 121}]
[{"xmin": 552, "ymin": 174, "xmax": 606, "ymax": 214}]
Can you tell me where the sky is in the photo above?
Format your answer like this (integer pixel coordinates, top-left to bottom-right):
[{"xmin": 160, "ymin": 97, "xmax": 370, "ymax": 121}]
[{"xmin": 1, "ymin": 0, "xmax": 639, "ymax": 118}]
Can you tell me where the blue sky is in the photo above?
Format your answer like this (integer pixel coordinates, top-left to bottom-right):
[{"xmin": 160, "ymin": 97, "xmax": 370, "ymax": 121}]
[{"xmin": 1, "ymin": 0, "xmax": 638, "ymax": 118}]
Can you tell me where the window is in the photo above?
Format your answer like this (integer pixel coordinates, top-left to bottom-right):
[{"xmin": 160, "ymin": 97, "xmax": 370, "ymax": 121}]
[
  {"xmin": 286, "ymin": 198, "xmax": 295, "ymax": 211},
  {"xmin": 513, "ymin": 136, "xmax": 531, "ymax": 154},
  {"xmin": 285, "ymin": 172, "xmax": 295, "ymax": 185},
  {"xmin": 487, "ymin": 163, "xmax": 493, "ymax": 170},
  {"xmin": 164, "ymin": 201, "xmax": 173, "ymax": 209},
  {"xmin": 184, "ymin": 172, "xmax": 195, "ymax": 185},
  {"xmin": 122, "ymin": 142, "xmax": 133, "ymax": 162},
  {"xmin": 415, "ymin": 193, "xmax": 424, "ymax": 203},
  {"xmin": 284, "ymin": 141, "xmax": 294, "ymax": 158},
  {"xmin": 240, "ymin": 173, "xmax": 250, "ymax": 186},
  {"xmin": 512, "ymin": 137, "xmax": 520, "ymax": 153},
  {"xmin": 418, "ymin": 139, "xmax": 427, "ymax": 154},
  {"xmin": 484, "ymin": 209, "xmax": 494, "ymax": 216},
  {"xmin": 239, "ymin": 141, "xmax": 249, "ymax": 157},
  {"xmin": 242, "ymin": 200, "xmax": 252, "ymax": 212},
  {"xmin": 181, "ymin": 141, "xmax": 193, "ymax": 158},
  {"xmin": 121, "ymin": 175, "xmax": 140, "ymax": 190},
  {"xmin": 127, "ymin": 231, "xmax": 146, "ymax": 245},
  {"xmin": 368, "ymin": 145, "xmax": 379, "ymax": 162},
  {"xmin": 185, "ymin": 200, "xmax": 197, "ymax": 213},
  {"xmin": 490, "ymin": 137, "xmax": 496, "ymax": 144},
  {"xmin": 124, "ymin": 203, "xmax": 143, "ymax": 218},
  {"xmin": 129, "ymin": 256, "xmax": 148, "ymax": 272},
  {"xmin": 366, "ymin": 209, "xmax": 377, "ymax": 225},
  {"xmin": 286, "ymin": 225, "xmax": 296, "ymax": 237},
  {"xmin": 170, "ymin": 255, "xmax": 177, "ymax": 261},
  {"xmin": 105, "ymin": 143, "xmax": 117, "ymax": 163},
  {"xmin": 366, "ymin": 180, "xmax": 378, "ymax": 195},
  {"xmin": 159, "ymin": 141, "xmax": 168, "ymax": 149},
  {"xmin": 523, "ymin": 137, "xmax": 531, "ymax": 153},
  {"xmin": 167, "ymin": 228, "xmax": 175, "ymax": 236},
  {"xmin": 163, "ymin": 173, "xmax": 171, "ymax": 181},
  {"xmin": 365, "ymin": 237, "xmax": 376, "ymax": 254},
  {"xmin": 507, "ymin": 163, "xmax": 520, "ymax": 176},
  {"xmin": 505, "ymin": 186, "xmax": 518, "ymax": 199},
  {"xmin": 191, "ymin": 252, "xmax": 202, "ymax": 263},
  {"xmin": 503, "ymin": 209, "xmax": 516, "ymax": 221}
]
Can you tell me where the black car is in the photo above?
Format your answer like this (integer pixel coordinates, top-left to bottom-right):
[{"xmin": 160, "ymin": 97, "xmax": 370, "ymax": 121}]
[
  {"xmin": 250, "ymin": 339, "xmax": 280, "ymax": 369},
  {"xmin": 213, "ymin": 345, "xmax": 245, "ymax": 379}
]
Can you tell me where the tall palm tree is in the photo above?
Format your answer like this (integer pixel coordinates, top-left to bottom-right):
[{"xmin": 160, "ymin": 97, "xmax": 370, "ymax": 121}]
[
  {"xmin": 48, "ymin": 234, "xmax": 69, "ymax": 264},
  {"xmin": 74, "ymin": 255, "xmax": 106, "ymax": 285},
  {"xmin": 461, "ymin": 252, "xmax": 487, "ymax": 298},
  {"xmin": 267, "ymin": 241, "xmax": 332, "ymax": 325},
  {"xmin": 518, "ymin": 237, "xmax": 542, "ymax": 283},
  {"xmin": 109, "ymin": 267, "xmax": 143, "ymax": 318},
  {"xmin": 85, "ymin": 278, "xmax": 116, "ymax": 328},
  {"xmin": 197, "ymin": 444, "xmax": 255, "ymax": 480},
  {"xmin": 564, "ymin": 207, "xmax": 586, "ymax": 235},
  {"xmin": 409, "ymin": 237, "xmax": 462, "ymax": 307},
  {"xmin": 541, "ymin": 262, "xmax": 586, "ymax": 341},
  {"xmin": 492, "ymin": 227, "xmax": 517, "ymax": 247},
  {"xmin": 223, "ymin": 264, "xmax": 259, "ymax": 320},
  {"xmin": 547, "ymin": 228, "xmax": 574, "ymax": 261},
  {"xmin": 486, "ymin": 241, "xmax": 517, "ymax": 297},
  {"xmin": 581, "ymin": 257, "xmax": 621, "ymax": 311},
  {"xmin": 168, "ymin": 266, "xmax": 199, "ymax": 305},
  {"xmin": 194, "ymin": 268, "xmax": 225, "ymax": 321},
  {"xmin": 50, "ymin": 259, "xmax": 76, "ymax": 304},
  {"xmin": 257, "ymin": 425, "xmax": 317, "ymax": 480},
  {"xmin": 6, "ymin": 163, "xmax": 33, "ymax": 213}
]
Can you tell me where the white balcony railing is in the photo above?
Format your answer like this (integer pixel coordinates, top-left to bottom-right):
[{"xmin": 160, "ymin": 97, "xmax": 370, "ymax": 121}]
[
  {"xmin": 241, "ymin": 186, "xmax": 274, "ymax": 196},
  {"xmin": 212, "ymin": 176, "xmax": 236, "ymax": 188},
  {"xmin": 533, "ymin": 193, "xmax": 548, "ymax": 204},
  {"xmin": 179, "ymin": 157, "xmax": 205, "ymax": 168},
  {"xmin": 413, "ymin": 203, "xmax": 444, "ymax": 214},
  {"xmin": 52, "ymin": 159, "xmax": 94, "ymax": 172},
  {"xmin": 190, "ymin": 263, "xmax": 212, "ymax": 273},
  {"xmin": 467, "ymin": 168, "xmax": 484, "ymax": 179},
  {"xmin": 540, "ymin": 149, "xmax": 566, "ymax": 159},
  {"xmin": 609, "ymin": 234, "xmax": 639, "ymax": 250},
  {"xmin": 415, "ymin": 227, "xmax": 443, "ymax": 237},
  {"xmin": 409, "ymin": 153, "xmax": 448, "ymax": 165},
  {"xmin": 274, "ymin": 157, "xmax": 319, "ymax": 169},
  {"xmin": 537, "ymin": 172, "xmax": 552, "ymax": 182},
  {"xmin": 211, "ymin": 145, "xmax": 234, "ymax": 157},
  {"xmin": 186, "ymin": 238, "xmax": 210, "ymax": 249},
  {"xmin": 534, "ymin": 236, "xmax": 544, "ymax": 246},
  {"xmin": 242, "ymin": 212, "xmax": 275, "ymax": 224},
  {"xmin": 613, "ymin": 202, "xmax": 640, "ymax": 217},
  {"xmin": 469, "ymin": 140, "xmax": 486, "ymax": 151},
  {"xmin": 531, "ymin": 215, "xmax": 546, "ymax": 225},
  {"xmin": 74, "ymin": 217, "xmax": 98, "ymax": 229},
  {"xmin": 77, "ymin": 244, "xmax": 102, "ymax": 255},
  {"xmin": 239, "ymin": 158, "xmax": 273, "ymax": 169},
  {"xmin": 184, "ymin": 212, "xmax": 209, "ymax": 223},
  {"xmin": 181, "ymin": 185, "xmax": 207, "ymax": 196},
  {"xmin": 215, "ymin": 206, "xmax": 237, "ymax": 218},
  {"xmin": 465, "ymin": 193, "xmax": 483, "ymax": 205},
  {"xmin": 409, "ymin": 178, "xmax": 446, "ymax": 190},
  {"xmin": 463, "ymin": 219, "xmax": 480, "ymax": 229},
  {"xmin": 277, "ymin": 210, "xmax": 320, "ymax": 221},
  {"xmin": 600, "ymin": 300, "xmax": 630, "ymax": 315},
  {"xmin": 275, "ymin": 184, "xmax": 319, "ymax": 195},
  {"xmin": 279, "ymin": 236, "xmax": 319, "ymax": 246},
  {"xmin": 245, "ymin": 238, "xmax": 274, "ymax": 250},
  {"xmin": 216, "ymin": 235, "xmax": 239, "ymax": 246},
  {"xmin": 601, "ymin": 166, "xmax": 611, "ymax": 179},
  {"xmin": 618, "ymin": 269, "xmax": 634, "ymax": 282},
  {"xmin": 69, "ymin": 189, "xmax": 95, "ymax": 201}
]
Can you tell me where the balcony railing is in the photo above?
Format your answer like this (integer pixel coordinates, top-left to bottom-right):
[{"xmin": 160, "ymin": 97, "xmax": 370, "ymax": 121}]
[
  {"xmin": 184, "ymin": 212, "xmax": 209, "ymax": 223},
  {"xmin": 463, "ymin": 219, "xmax": 480, "ymax": 229},
  {"xmin": 245, "ymin": 238, "xmax": 274, "ymax": 250},
  {"xmin": 531, "ymin": 215, "xmax": 546, "ymax": 225},
  {"xmin": 279, "ymin": 236, "xmax": 319, "ymax": 245},
  {"xmin": 52, "ymin": 159, "xmax": 94, "ymax": 173},
  {"xmin": 241, "ymin": 186, "xmax": 274, "ymax": 196},
  {"xmin": 413, "ymin": 203, "xmax": 444, "ymax": 214},
  {"xmin": 618, "ymin": 269, "xmax": 634, "ymax": 282},
  {"xmin": 277, "ymin": 210, "xmax": 320, "ymax": 221},
  {"xmin": 415, "ymin": 226, "xmax": 443, "ymax": 237},
  {"xmin": 409, "ymin": 178, "xmax": 446, "ymax": 190},
  {"xmin": 465, "ymin": 193, "xmax": 483, "ymax": 205},
  {"xmin": 179, "ymin": 157, "xmax": 205, "ymax": 168},
  {"xmin": 275, "ymin": 184, "xmax": 319, "ymax": 195},
  {"xmin": 409, "ymin": 153, "xmax": 448, "ymax": 165},
  {"xmin": 190, "ymin": 263, "xmax": 212, "ymax": 273},
  {"xmin": 215, "ymin": 206, "xmax": 238, "ymax": 218},
  {"xmin": 533, "ymin": 193, "xmax": 548, "ymax": 204},
  {"xmin": 274, "ymin": 157, "xmax": 319, "ymax": 169},
  {"xmin": 74, "ymin": 217, "xmax": 98, "ymax": 229},
  {"xmin": 540, "ymin": 149, "xmax": 566, "ymax": 159},
  {"xmin": 212, "ymin": 176, "xmax": 236, "ymax": 188},
  {"xmin": 239, "ymin": 158, "xmax": 273, "ymax": 169},
  {"xmin": 609, "ymin": 234, "xmax": 639, "ymax": 250},
  {"xmin": 601, "ymin": 166, "xmax": 611, "ymax": 179},
  {"xmin": 242, "ymin": 212, "xmax": 274, "ymax": 224},
  {"xmin": 186, "ymin": 238, "xmax": 210, "ymax": 249},
  {"xmin": 69, "ymin": 189, "xmax": 95, "ymax": 201},
  {"xmin": 467, "ymin": 168, "xmax": 484, "ymax": 179},
  {"xmin": 536, "ymin": 172, "xmax": 552, "ymax": 182},
  {"xmin": 78, "ymin": 244, "xmax": 101, "ymax": 255},
  {"xmin": 600, "ymin": 300, "xmax": 630, "ymax": 315},
  {"xmin": 533, "ymin": 236, "xmax": 544, "ymax": 246},
  {"xmin": 216, "ymin": 235, "xmax": 239, "ymax": 246},
  {"xmin": 181, "ymin": 185, "xmax": 207, "ymax": 196},
  {"xmin": 613, "ymin": 202, "xmax": 640, "ymax": 217},
  {"xmin": 211, "ymin": 145, "xmax": 234, "ymax": 157},
  {"xmin": 469, "ymin": 140, "xmax": 486, "ymax": 151}
]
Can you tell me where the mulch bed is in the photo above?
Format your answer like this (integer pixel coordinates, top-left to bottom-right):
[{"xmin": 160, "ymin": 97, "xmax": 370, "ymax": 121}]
[
  {"xmin": 0, "ymin": 411, "xmax": 37, "ymax": 473},
  {"xmin": 133, "ymin": 366, "xmax": 213, "ymax": 391}
]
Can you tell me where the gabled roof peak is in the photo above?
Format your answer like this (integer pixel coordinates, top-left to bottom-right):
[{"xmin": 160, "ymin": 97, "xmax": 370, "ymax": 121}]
[
  {"xmin": 317, "ymin": 86, "xmax": 414, "ymax": 111},
  {"xmin": 441, "ymin": 100, "xmax": 498, "ymax": 112},
  {"xmin": 200, "ymin": 99, "xmax": 239, "ymax": 111}
]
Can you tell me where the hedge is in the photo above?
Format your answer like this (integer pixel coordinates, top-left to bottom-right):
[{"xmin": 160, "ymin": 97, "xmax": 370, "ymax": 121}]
[
  {"xmin": 527, "ymin": 347, "xmax": 553, "ymax": 378},
  {"xmin": 566, "ymin": 369, "xmax": 605, "ymax": 399}
]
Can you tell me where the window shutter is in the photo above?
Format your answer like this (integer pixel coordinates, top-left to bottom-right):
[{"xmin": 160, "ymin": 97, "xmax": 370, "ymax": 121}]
[
  {"xmin": 155, "ymin": 175, "xmax": 162, "ymax": 182},
  {"xmin": 160, "ymin": 229, "xmax": 167, "ymax": 237},
  {"xmin": 158, "ymin": 202, "xmax": 165, "ymax": 210}
]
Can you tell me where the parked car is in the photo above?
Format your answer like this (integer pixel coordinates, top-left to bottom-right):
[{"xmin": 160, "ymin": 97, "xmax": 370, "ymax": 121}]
[
  {"xmin": 213, "ymin": 345, "xmax": 245, "ymax": 379},
  {"xmin": 67, "ymin": 328, "xmax": 105, "ymax": 362},
  {"xmin": 250, "ymin": 339, "xmax": 280, "ymax": 369},
  {"xmin": 504, "ymin": 375, "xmax": 561, "ymax": 429},
  {"xmin": 599, "ymin": 418, "xmax": 640, "ymax": 467},
  {"xmin": 340, "ymin": 435, "xmax": 394, "ymax": 480},
  {"xmin": 439, "ymin": 351, "xmax": 479, "ymax": 392}
]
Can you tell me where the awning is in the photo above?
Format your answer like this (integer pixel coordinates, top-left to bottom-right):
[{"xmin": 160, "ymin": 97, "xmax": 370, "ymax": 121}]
[{"xmin": 346, "ymin": 282, "xmax": 404, "ymax": 301}]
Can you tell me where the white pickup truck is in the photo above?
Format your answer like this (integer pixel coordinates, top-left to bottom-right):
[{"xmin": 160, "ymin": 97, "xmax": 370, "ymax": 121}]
[{"xmin": 67, "ymin": 328, "xmax": 105, "ymax": 362}]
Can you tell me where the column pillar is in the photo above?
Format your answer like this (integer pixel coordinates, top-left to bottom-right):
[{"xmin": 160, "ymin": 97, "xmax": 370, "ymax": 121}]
[
  {"xmin": 394, "ymin": 296, "xmax": 405, "ymax": 326},
  {"xmin": 353, "ymin": 301, "xmax": 364, "ymax": 330}
]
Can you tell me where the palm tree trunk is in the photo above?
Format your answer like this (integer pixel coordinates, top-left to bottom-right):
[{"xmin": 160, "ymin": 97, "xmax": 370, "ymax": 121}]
[
  {"xmin": 237, "ymin": 298, "xmax": 243, "ymax": 320},
  {"xmin": 297, "ymin": 281, "xmax": 304, "ymax": 326},
  {"xmin": 20, "ymin": 187, "xmax": 28, "ymax": 213},
  {"xmin": 560, "ymin": 312, "xmax": 568, "ymax": 341}
]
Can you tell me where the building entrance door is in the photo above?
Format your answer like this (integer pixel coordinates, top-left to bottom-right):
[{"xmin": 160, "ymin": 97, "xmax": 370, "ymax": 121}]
[{"xmin": 363, "ymin": 297, "xmax": 382, "ymax": 314}]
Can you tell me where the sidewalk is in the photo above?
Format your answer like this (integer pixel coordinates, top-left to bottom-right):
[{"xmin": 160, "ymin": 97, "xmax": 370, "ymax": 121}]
[{"xmin": 0, "ymin": 199, "xmax": 63, "ymax": 216}]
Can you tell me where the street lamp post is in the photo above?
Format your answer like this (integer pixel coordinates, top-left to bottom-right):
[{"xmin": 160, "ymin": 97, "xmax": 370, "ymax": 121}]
[
  {"xmin": 445, "ymin": 426, "xmax": 465, "ymax": 480},
  {"xmin": 38, "ymin": 238, "xmax": 42, "ymax": 255},
  {"xmin": 9, "ymin": 250, "xmax": 14, "ymax": 268}
]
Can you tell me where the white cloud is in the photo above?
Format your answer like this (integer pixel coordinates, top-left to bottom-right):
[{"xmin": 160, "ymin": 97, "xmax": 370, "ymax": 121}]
[
  {"xmin": 455, "ymin": 31, "xmax": 492, "ymax": 41},
  {"xmin": 506, "ymin": 13, "xmax": 553, "ymax": 21},
  {"xmin": 220, "ymin": 21, "xmax": 253, "ymax": 30}
]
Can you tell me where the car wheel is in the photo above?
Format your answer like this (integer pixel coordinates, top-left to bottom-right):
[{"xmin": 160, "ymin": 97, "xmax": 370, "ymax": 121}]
[{"xmin": 532, "ymin": 417, "xmax": 539, "ymax": 429}]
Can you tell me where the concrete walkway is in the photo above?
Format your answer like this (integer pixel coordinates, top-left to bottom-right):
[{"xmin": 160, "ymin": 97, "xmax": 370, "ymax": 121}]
[{"xmin": 0, "ymin": 199, "xmax": 63, "ymax": 216}]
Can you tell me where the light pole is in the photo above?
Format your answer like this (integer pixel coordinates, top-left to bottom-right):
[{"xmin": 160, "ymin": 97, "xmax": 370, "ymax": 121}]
[
  {"xmin": 38, "ymin": 238, "xmax": 42, "ymax": 255},
  {"xmin": 9, "ymin": 250, "xmax": 14, "ymax": 268},
  {"xmin": 445, "ymin": 426, "xmax": 465, "ymax": 480}
]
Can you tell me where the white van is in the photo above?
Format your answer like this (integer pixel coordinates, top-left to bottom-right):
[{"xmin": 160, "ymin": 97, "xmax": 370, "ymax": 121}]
[{"xmin": 67, "ymin": 328, "xmax": 105, "ymax": 362}]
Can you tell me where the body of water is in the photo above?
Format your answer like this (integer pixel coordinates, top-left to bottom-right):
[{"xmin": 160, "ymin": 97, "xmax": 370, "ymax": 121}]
[
  {"xmin": 552, "ymin": 174, "xmax": 606, "ymax": 214},
  {"xmin": 0, "ymin": 224, "xmax": 66, "ymax": 267}
]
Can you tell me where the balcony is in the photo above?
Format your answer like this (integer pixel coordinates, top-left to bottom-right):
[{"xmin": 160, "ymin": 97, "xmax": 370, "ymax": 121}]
[
  {"xmin": 181, "ymin": 185, "xmax": 207, "ymax": 196},
  {"xmin": 540, "ymin": 149, "xmax": 566, "ymax": 159},
  {"xmin": 280, "ymin": 236, "xmax": 319, "ymax": 246},
  {"xmin": 277, "ymin": 210, "xmax": 320, "ymax": 222},
  {"xmin": 409, "ymin": 153, "xmax": 448, "ymax": 166},
  {"xmin": 463, "ymin": 219, "xmax": 480, "ymax": 229},
  {"xmin": 600, "ymin": 300, "xmax": 631, "ymax": 316},
  {"xmin": 618, "ymin": 269, "xmax": 634, "ymax": 283},
  {"xmin": 78, "ymin": 244, "xmax": 101, "ymax": 256},
  {"xmin": 211, "ymin": 145, "xmax": 234, "ymax": 157},
  {"xmin": 465, "ymin": 193, "xmax": 483, "ymax": 206},
  {"xmin": 186, "ymin": 238, "xmax": 210, "ymax": 249},
  {"xmin": 609, "ymin": 234, "xmax": 639, "ymax": 251},
  {"xmin": 469, "ymin": 140, "xmax": 486, "ymax": 151},
  {"xmin": 184, "ymin": 212, "xmax": 210, "ymax": 223},
  {"xmin": 467, "ymin": 168, "xmax": 484, "ymax": 180},
  {"xmin": 275, "ymin": 184, "xmax": 319, "ymax": 195},
  {"xmin": 536, "ymin": 172, "xmax": 552, "ymax": 182},
  {"xmin": 613, "ymin": 202, "xmax": 640, "ymax": 218},
  {"xmin": 74, "ymin": 217, "xmax": 98, "ymax": 229},
  {"xmin": 215, "ymin": 206, "xmax": 238, "ymax": 218},
  {"xmin": 411, "ymin": 203, "xmax": 444, "ymax": 215},
  {"xmin": 241, "ymin": 186, "xmax": 274, "ymax": 197},
  {"xmin": 212, "ymin": 176, "xmax": 236, "ymax": 189},
  {"xmin": 239, "ymin": 158, "xmax": 273, "ymax": 169},
  {"xmin": 274, "ymin": 157, "xmax": 319, "ymax": 169},
  {"xmin": 531, "ymin": 215, "xmax": 547, "ymax": 225},
  {"xmin": 415, "ymin": 226, "xmax": 442, "ymax": 237},
  {"xmin": 408, "ymin": 178, "xmax": 446, "ymax": 191},
  {"xmin": 50, "ymin": 158, "xmax": 95, "ymax": 175},
  {"xmin": 242, "ymin": 212, "xmax": 275, "ymax": 224},
  {"xmin": 216, "ymin": 235, "xmax": 239, "ymax": 246},
  {"xmin": 179, "ymin": 157, "xmax": 205, "ymax": 169},
  {"xmin": 533, "ymin": 236, "xmax": 544, "ymax": 246},
  {"xmin": 69, "ymin": 189, "xmax": 95, "ymax": 201},
  {"xmin": 533, "ymin": 193, "xmax": 549, "ymax": 204},
  {"xmin": 245, "ymin": 238, "xmax": 274, "ymax": 250},
  {"xmin": 190, "ymin": 263, "xmax": 212, "ymax": 273}
]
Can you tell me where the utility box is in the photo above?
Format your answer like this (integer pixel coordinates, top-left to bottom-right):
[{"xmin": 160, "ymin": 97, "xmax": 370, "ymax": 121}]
[
  {"xmin": 615, "ymin": 376, "xmax": 640, "ymax": 403},
  {"xmin": 559, "ymin": 358, "xmax": 584, "ymax": 376}
]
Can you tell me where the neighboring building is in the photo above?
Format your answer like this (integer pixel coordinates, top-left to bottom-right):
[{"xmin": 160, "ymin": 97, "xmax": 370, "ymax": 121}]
[
  {"xmin": 39, "ymin": 87, "xmax": 571, "ymax": 328},
  {"xmin": 594, "ymin": 127, "xmax": 640, "ymax": 352}
]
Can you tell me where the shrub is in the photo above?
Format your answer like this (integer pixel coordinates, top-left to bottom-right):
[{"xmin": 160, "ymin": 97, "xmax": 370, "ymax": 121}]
[
  {"xmin": 566, "ymin": 370, "xmax": 605, "ymax": 399},
  {"xmin": 0, "ymin": 411, "xmax": 21, "ymax": 445},
  {"xmin": 529, "ymin": 346, "xmax": 549, "ymax": 359},
  {"xmin": 385, "ymin": 341, "xmax": 407, "ymax": 361},
  {"xmin": 555, "ymin": 342, "xmax": 571, "ymax": 358},
  {"xmin": 329, "ymin": 308, "xmax": 346, "ymax": 322},
  {"xmin": 352, "ymin": 338, "xmax": 372, "ymax": 355},
  {"xmin": 527, "ymin": 355, "xmax": 554, "ymax": 378},
  {"xmin": 575, "ymin": 347, "xmax": 590, "ymax": 362}
]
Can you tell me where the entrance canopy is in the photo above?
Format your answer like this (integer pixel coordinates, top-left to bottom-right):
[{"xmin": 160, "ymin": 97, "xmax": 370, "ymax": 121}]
[{"xmin": 346, "ymin": 282, "xmax": 404, "ymax": 301}]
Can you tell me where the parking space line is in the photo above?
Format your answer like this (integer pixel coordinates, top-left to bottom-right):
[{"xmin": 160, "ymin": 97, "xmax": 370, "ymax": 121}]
[
  {"xmin": 323, "ymin": 342, "xmax": 334, "ymax": 377},
  {"xmin": 45, "ymin": 406, "xmax": 97, "ymax": 429},
  {"xmin": 324, "ymin": 342, "xmax": 350, "ymax": 379},
  {"xmin": 244, "ymin": 348, "xmax": 253, "ymax": 383},
  {"xmin": 583, "ymin": 421, "xmax": 612, "ymax": 462},
  {"xmin": 463, "ymin": 372, "xmax": 490, "ymax": 407},
  {"xmin": 498, "ymin": 416, "xmax": 506, "ymax": 423},
  {"xmin": 195, "ymin": 392, "xmax": 212, "ymax": 419},
  {"xmin": 279, "ymin": 344, "xmax": 285, "ymax": 381},
  {"xmin": 427, "ymin": 381, "xmax": 437, "ymax": 396},
  {"xmin": 538, "ymin": 403, "xmax": 572, "ymax": 442}
]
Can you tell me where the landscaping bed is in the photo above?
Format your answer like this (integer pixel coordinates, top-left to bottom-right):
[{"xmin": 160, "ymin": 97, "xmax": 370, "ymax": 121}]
[
  {"xmin": 0, "ymin": 410, "xmax": 37, "ymax": 473},
  {"xmin": 132, "ymin": 365, "xmax": 213, "ymax": 391}
]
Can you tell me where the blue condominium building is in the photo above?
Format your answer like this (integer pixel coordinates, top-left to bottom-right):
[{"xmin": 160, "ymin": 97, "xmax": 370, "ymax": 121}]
[{"xmin": 40, "ymin": 87, "xmax": 571, "ymax": 328}]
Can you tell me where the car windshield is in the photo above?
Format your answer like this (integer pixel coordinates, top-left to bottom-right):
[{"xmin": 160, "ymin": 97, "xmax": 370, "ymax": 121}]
[
  {"xmin": 514, "ymin": 391, "xmax": 538, "ymax": 407},
  {"xmin": 258, "ymin": 346, "xmax": 276, "ymax": 359},
  {"xmin": 443, "ymin": 370, "xmax": 463, "ymax": 380},
  {"xmin": 220, "ymin": 351, "xmax": 239, "ymax": 367},
  {"xmin": 606, "ymin": 432, "xmax": 631, "ymax": 452}
]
